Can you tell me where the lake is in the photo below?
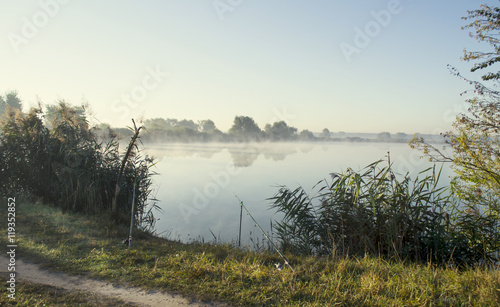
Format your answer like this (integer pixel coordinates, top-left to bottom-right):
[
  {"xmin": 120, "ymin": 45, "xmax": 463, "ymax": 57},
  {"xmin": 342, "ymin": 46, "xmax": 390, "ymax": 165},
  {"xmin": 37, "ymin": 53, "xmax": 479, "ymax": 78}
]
[{"xmin": 143, "ymin": 142, "xmax": 453, "ymax": 247}]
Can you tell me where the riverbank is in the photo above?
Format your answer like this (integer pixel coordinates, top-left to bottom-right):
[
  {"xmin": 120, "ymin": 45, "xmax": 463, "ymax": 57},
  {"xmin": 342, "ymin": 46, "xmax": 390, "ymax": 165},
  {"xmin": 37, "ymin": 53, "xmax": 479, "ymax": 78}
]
[{"xmin": 1, "ymin": 199, "xmax": 499, "ymax": 306}]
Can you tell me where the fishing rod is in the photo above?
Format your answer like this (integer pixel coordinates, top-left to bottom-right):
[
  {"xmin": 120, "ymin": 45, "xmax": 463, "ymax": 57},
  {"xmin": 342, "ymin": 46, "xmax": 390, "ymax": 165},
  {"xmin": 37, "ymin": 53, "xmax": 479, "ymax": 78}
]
[
  {"xmin": 128, "ymin": 177, "xmax": 137, "ymax": 249},
  {"xmin": 238, "ymin": 199, "xmax": 243, "ymax": 248},
  {"xmin": 127, "ymin": 169, "xmax": 144, "ymax": 249},
  {"xmin": 235, "ymin": 195, "xmax": 294, "ymax": 272}
]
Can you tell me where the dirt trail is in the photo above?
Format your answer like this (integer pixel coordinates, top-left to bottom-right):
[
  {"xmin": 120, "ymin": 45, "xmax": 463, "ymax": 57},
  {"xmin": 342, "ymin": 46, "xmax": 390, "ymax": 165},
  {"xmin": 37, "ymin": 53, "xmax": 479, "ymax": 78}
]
[{"xmin": 1, "ymin": 256, "xmax": 226, "ymax": 307}]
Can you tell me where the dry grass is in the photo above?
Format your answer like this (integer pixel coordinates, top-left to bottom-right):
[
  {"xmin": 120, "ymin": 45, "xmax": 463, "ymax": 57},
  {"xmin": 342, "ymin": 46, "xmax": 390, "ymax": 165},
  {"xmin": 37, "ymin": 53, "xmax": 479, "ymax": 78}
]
[{"xmin": 1, "ymin": 199, "xmax": 499, "ymax": 306}]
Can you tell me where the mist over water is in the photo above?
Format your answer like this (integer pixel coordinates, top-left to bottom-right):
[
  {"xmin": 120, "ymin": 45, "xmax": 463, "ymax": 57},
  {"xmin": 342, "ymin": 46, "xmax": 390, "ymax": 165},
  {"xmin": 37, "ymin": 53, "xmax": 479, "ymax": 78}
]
[{"xmin": 144, "ymin": 142, "xmax": 453, "ymax": 246}]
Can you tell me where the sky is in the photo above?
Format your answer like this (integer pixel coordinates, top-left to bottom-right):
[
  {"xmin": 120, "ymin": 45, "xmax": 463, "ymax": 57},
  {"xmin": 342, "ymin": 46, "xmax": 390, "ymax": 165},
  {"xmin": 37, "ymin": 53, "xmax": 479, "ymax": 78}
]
[{"xmin": 1, "ymin": 0, "xmax": 498, "ymax": 134}]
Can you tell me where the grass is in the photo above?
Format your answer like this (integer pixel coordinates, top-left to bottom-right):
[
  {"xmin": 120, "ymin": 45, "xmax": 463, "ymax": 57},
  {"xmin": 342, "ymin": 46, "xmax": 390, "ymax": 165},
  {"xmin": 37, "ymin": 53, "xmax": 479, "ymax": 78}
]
[{"xmin": 1, "ymin": 199, "xmax": 500, "ymax": 306}]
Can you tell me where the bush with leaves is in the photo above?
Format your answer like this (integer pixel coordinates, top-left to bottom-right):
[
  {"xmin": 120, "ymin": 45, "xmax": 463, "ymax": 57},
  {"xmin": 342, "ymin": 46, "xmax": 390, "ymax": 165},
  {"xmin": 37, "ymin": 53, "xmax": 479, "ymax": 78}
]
[{"xmin": 410, "ymin": 3, "xmax": 500, "ymax": 265}]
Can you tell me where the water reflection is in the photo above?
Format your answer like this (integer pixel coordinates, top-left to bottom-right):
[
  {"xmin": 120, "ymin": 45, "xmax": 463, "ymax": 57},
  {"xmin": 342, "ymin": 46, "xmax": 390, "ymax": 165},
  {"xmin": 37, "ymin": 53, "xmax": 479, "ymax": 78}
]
[
  {"xmin": 225, "ymin": 145, "xmax": 259, "ymax": 167},
  {"xmin": 142, "ymin": 142, "xmax": 453, "ymax": 246},
  {"xmin": 144, "ymin": 142, "xmax": 311, "ymax": 167}
]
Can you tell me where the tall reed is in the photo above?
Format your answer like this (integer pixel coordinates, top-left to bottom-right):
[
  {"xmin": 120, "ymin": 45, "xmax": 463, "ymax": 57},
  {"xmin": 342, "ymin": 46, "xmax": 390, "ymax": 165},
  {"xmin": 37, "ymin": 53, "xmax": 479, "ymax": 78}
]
[
  {"xmin": 0, "ymin": 102, "xmax": 159, "ymax": 230},
  {"xmin": 269, "ymin": 156, "xmax": 458, "ymax": 264}
]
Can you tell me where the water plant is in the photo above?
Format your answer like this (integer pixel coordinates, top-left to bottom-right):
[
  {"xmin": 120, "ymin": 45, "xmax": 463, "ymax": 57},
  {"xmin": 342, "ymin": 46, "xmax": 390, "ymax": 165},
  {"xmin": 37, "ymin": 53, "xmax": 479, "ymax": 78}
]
[
  {"xmin": 269, "ymin": 155, "xmax": 482, "ymax": 265},
  {"xmin": 0, "ymin": 101, "xmax": 159, "ymax": 230}
]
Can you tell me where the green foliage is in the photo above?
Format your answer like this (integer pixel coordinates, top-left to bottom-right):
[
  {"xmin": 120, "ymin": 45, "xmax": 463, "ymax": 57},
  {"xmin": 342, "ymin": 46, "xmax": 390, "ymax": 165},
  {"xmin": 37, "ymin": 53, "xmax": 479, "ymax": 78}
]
[
  {"xmin": 228, "ymin": 115, "xmax": 263, "ymax": 141},
  {"xmin": 0, "ymin": 95, "xmax": 4, "ymax": 115},
  {"xmin": 0, "ymin": 91, "xmax": 22, "ymax": 119},
  {"xmin": 264, "ymin": 121, "xmax": 298, "ymax": 141},
  {"xmin": 198, "ymin": 119, "xmax": 217, "ymax": 133},
  {"xmin": 269, "ymin": 157, "xmax": 460, "ymax": 264},
  {"xmin": 298, "ymin": 129, "xmax": 315, "ymax": 140},
  {"xmin": 270, "ymin": 156, "xmax": 500, "ymax": 266},
  {"xmin": 0, "ymin": 100, "xmax": 158, "ymax": 229},
  {"xmin": 410, "ymin": 3, "xmax": 500, "ymax": 266},
  {"xmin": 140, "ymin": 116, "xmax": 402, "ymax": 143},
  {"xmin": 462, "ymin": 4, "xmax": 500, "ymax": 81},
  {"xmin": 321, "ymin": 128, "xmax": 331, "ymax": 139},
  {"xmin": 142, "ymin": 117, "xmax": 225, "ymax": 142},
  {"xmin": 4, "ymin": 91, "xmax": 22, "ymax": 110}
]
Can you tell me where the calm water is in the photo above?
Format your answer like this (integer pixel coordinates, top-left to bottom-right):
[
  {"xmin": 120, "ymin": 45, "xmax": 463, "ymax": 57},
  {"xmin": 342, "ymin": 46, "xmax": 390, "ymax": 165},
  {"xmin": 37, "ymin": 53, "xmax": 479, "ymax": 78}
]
[{"xmin": 143, "ymin": 142, "xmax": 453, "ymax": 246}]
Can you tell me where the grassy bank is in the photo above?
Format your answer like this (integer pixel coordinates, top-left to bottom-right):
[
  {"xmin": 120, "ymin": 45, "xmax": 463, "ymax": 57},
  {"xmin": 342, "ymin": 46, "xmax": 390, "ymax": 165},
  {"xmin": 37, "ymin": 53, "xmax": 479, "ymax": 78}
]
[{"xmin": 1, "ymin": 199, "xmax": 499, "ymax": 306}]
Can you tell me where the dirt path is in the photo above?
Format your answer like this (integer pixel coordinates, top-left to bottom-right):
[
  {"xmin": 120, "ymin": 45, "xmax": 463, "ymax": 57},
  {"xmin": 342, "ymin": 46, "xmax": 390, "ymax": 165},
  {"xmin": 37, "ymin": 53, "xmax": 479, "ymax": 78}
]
[{"xmin": 1, "ymin": 256, "xmax": 227, "ymax": 307}]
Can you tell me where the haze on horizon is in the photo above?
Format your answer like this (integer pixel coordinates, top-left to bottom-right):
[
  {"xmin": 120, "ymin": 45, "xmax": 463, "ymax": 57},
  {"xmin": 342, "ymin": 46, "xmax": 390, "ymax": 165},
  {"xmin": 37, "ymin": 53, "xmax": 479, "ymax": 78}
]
[{"xmin": 1, "ymin": 0, "xmax": 496, "ymax": 134}]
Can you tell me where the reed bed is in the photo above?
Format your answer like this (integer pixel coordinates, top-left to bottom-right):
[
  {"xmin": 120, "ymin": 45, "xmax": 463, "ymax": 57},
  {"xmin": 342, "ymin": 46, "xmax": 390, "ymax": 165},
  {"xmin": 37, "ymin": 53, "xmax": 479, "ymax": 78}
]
[
  {"xmin": 269, "ymin": 156, "xmax": 500, "ymax": 267},
  {"xmin": 0, "ymin": 102, "xmax": 158, "ymax": 229}
]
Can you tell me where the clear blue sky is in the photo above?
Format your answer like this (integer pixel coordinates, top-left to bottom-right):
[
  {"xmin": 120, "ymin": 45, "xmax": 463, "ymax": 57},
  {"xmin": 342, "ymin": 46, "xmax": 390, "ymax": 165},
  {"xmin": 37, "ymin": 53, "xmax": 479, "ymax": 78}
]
[{"xmin": 1, "ymin": 0, "xmax": 497, "ymax": 134}]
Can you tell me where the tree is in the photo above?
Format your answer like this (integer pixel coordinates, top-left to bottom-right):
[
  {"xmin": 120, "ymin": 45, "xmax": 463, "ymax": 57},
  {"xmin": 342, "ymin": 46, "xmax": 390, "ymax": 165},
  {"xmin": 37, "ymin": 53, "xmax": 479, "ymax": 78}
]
[
  {"xmin": 410, "ymin": 3, "xmax": 500, "ymax": 263},
  {"xmin": 413, "ymin": 4, "xmax": 500, "ymax": 203},
  {"xmin": 299, "ymin": 129, "xmax": 315, "ymax": 141},
  {"xmin": 5, "ymin": 91, "xmax": 22, "ymax": 111},
  {"xmin": 165, "ymin": 118, "xmax": 178, "ymax": 128},
  {"xmin": 0, "ymin": 95, "xmax": 5, "ymax": 117},
  {"xmin": 462, "ymin": 4, "xmax": 500, "ymax": 82},
  {"xmin": 321, "ymin": 128, "xmax": 330, "ymax": 139},
  {"xmin": 198, "ymin": 119, "xmax": 217, "ymax": 133},
  {"xmin": 377, "ymin": 132, "xmax": 391, "ymax": 141},
  {"xmin": 264, "ymin": 121, "xmax": 298, "ymax": 141},
  {"xmin": 395, "ymin": 132, "xmax": 408, "ymax": 142},
  {"xmin": 144, "ymin": 118, "xmax": 169, "ymax": 131},
  {"xmin": 0, "ymin": 91, "xmax": 22, "ymax": 118},
  {"xmin": 228, "ymin": 116, "xmax": 262, "ymax": 141},
  {"xmin": 94, "ymin": 123, "xmax": 117, "ymax": 140},
  {"xmin": 177, "ymin": 119, "xmax": 198, "ymax": 130}
]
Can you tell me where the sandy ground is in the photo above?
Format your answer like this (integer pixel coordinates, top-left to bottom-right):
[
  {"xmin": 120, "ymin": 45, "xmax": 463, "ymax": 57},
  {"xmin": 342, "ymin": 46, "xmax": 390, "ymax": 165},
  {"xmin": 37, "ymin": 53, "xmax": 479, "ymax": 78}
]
[{"xmin": 1, "ymin": 256, "xmax": 228, "ymax": 307}]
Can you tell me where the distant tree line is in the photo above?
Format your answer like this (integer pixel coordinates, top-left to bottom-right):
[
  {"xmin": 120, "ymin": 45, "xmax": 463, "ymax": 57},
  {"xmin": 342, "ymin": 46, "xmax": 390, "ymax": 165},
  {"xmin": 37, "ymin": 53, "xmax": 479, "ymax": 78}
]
[
  {"xmin": 136, "ymin": 115, "xmax": 306, "ymax": 142},
  {"xmin": 0, "ymin": 91, "xmax": 415, "ymax": 145},
  {"xmin": 103, "ymin": 115, "xmax": 413, "ymax": 143}
]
